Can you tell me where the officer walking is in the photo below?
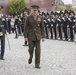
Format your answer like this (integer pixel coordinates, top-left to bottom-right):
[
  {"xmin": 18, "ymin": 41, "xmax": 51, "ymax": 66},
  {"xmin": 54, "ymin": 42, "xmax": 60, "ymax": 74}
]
[
  {"xmin": 24, "ymin": 5, "xmax": 45, "ymax": 69},
  {"xmin": 0, "ymin": 5, "xmax": 8, "ymax": 60}
]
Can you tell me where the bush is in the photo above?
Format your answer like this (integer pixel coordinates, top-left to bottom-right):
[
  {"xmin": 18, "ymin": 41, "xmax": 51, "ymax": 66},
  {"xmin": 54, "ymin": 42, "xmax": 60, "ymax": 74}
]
[{"xmin": 55, "ymin": 4, "xmax": 62, "ymax": 11}]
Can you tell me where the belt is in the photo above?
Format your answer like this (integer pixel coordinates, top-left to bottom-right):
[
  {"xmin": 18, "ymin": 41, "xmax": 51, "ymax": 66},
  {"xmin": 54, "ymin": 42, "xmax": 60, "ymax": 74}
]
[{"xmin": 0, "ymin": 25, "xmax": 4, "ymax": 27}]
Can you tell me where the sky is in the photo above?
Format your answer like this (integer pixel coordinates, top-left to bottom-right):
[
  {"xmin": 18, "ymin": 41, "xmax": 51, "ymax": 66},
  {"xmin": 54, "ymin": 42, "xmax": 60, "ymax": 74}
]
[{"xmin": 62, "ymin": 0, "xmax": 72, "ymax": 4}]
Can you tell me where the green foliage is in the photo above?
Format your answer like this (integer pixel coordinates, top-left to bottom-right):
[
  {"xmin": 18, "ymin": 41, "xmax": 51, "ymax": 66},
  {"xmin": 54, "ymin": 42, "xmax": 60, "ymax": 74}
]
[
  {"xmin": 55, "ymin": 4, "xmax": 62, "ymax": 11},
  {"xmin": 65, "ymin": 4, "xmax": 72, "ymax": 10},
  {"xmin": 8, "ymin": 0, "xmax": 27, "ymax": 14},
  {"xmin": 55, "ymin": 4, "xmax": 73, "ymax": 11}
]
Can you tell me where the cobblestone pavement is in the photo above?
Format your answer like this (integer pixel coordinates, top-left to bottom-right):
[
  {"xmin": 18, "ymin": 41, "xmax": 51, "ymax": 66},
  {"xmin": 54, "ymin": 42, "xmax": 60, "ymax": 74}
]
[{"xmin": 0, "ymin": 34, "xmax": 76, "ymax": 75}]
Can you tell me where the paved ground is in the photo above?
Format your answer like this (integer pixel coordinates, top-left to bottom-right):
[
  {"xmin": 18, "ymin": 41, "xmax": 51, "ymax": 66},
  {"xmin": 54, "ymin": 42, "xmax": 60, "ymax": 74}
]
[{"xmin": 0, "ymin": 33, "xmax": 76, "ymax": 75}]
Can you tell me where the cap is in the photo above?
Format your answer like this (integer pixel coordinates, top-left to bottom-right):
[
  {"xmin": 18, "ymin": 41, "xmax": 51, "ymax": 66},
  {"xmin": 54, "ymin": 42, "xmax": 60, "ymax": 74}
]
[
  {"xmin": 47, "ymin": 12, "xmax": 49, "ymax": 15},
  {"xmin": 0, "ymin": 5, "xmax": 3, "ymax": 10},
  {"xmin": 60, "ymin": 11, "xmax": 64, "ymax": 14},
  {"xmin": 31, "ymin": 5, "xmax": 39, "ymax": 10},
  {"xmin": 50, "ymin": 11, "xmax": 55, "ymax": 15},
  {"xmin": 69, "ymin": 10, "xmax": 75, "ymax": 15},
  {"xmin": 64, "ymin": 10, "xmax": 69, "ymax": 14},
  {"xmin": 55, "ymin": 11, "xmax": 59, "ymax": 15},
  {"xmin": 41, "ymin": 12, "xmax": 45, "ymax": 16}
]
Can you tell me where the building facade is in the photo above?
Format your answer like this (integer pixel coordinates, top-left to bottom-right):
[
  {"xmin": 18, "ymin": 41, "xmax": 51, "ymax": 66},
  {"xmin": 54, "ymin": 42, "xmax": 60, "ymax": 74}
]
[
  {"xmin": 72, "ymin": 0, "xmax": 76, "ymax": 8},
  {"xmin": 0, "ymin": 0, "xmax": 55, "ymax": 14},
  {"xmin": 55, "ymin": 0, "xmax": 64, "ymax": 5},
  {"xmin": 27, "ymin": 0, "xmax": 55, "ymax": 12},
  {"xmin": 0, "ymin": 0, "xmax": 9, "ymax": 14}
]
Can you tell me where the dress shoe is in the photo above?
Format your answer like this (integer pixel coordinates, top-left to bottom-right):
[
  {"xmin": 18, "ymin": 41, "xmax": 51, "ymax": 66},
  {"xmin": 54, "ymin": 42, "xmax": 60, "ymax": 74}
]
[
  {"xmin": 64, "ymin": 39, "xmax": 68, "ymax": 41},
  {"xmin": 28, "ymin": 58, "xmax": 32, "ymax": 64},
  {"xmin": 23, "ymin": 44, "xmax": 28, "ymax": 46},
  {"xmin": 23, "ymin": 45, "xmax": 25, "ymax": 46},
  {"xmin": 59, "ymin": 38, "xmax": 63, "ymax": 41},
  {"xmin": 35, "ymin": 66, "xmax": 40, "ymax": 69},
  {"xmin": 25, "ymin": 44, "xmax": 28, "ymax": 46},
  {"xmin": 46, "ymin": 37, "xmax": 49, "ymax": 39},
  {"xmin": 35, "ymin": 64, "xmax": 40, "ymax": 69},
  {"xmin": 0, "ymin": 57, "xmax": 5, "ymax": 60},
  {"xmin": 69, "ymin": 40, "xmax": 74, "ymax": 42},
  {"xmin": 14, "ymin": 37, "xmax": 18, "ymax": 39},
  {"xmin": 50, "ymin": 37, "xmax": 53, "ymax": 39}
]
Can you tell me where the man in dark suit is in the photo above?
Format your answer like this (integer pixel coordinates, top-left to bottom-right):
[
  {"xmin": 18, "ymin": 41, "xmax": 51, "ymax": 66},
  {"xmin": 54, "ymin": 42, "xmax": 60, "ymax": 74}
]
[
  {"xmin": 24, "ymin": 5, "xmax": 45, "ymax": 69},
  {"xmin": 0, "ymin": 5, "xmax": 8, "ymax": 60}
]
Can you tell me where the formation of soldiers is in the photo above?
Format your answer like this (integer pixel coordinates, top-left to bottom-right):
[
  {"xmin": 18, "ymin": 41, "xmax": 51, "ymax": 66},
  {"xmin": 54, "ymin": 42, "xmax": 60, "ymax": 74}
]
[
  {"xmin": 0, "ymin": 8, "xmax": 75, "ymax": 42},
  {"xmin": 0, "ymin": 9, "xmax": 75, "ymax": 44},
  {"xmin": 42, "ymin": 10, "xmax": 76, "ymax": 42},
  {"xmin": 0, "ymin": 6, "xmax": 29, "ymax": 60},
  {"xmin": 5, "ymin": 14, "xmax": 25, "ymax": 38},
  {"xmin": 3, "ymin": 9, "xmax": 76, "ymax": 43}
]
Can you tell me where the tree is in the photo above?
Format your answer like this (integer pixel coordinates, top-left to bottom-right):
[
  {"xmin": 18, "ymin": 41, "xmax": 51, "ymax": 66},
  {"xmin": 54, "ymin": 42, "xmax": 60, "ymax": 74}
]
[
  {"xmin": 55, "ymin": 4, "xmax": 62, "ymax": 11},
  {"xmin": 8, "ymin": 0, "xmax": 27, "ymax": 15},
  {"xmin": 65, "ymin": 4, "xmax": 72, "ymax": 10}
]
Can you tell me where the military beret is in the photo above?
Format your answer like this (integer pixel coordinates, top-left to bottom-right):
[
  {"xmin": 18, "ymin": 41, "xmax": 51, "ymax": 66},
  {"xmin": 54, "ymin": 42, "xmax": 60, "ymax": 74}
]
[
  {"xmin": 55, "ymin": 11, "xmax": 59, "ymax": 15},
  {"xmin": 64, "ymin": 10, "xmax": 69, "ymax": 14},
  {"xmin": 50, "ymin": 11, "xmax": 55, "ymax": 15},
  {"xmin": 42, "ymin": 12, "xmax": 45, "ymax": 15},
  {"xmin": 69, "ymin": 10, "xmax": 75, "ymax": 15},
  {"xmin": 60, "ymin": 11, "xmax": 64, "ymax": 14},
  {"xmin": 47, "ymin": 12, "xmax": 49, "ymax": 15}
]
